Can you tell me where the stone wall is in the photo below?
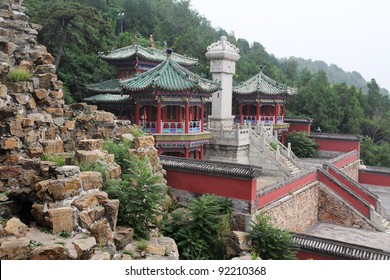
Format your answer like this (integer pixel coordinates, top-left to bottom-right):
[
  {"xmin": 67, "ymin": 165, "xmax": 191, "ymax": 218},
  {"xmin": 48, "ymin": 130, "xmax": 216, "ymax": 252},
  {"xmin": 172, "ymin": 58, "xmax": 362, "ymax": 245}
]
[
  {"xmin": 339, "ymin": 160, "xmax": 360, "ymax": 182},
  {"xmin": 317, "ymin": 184, "xmax": 376, "ymax": 231},
  {"xmin": 261, "ymin": 183, "xmax": 319, "ymax": 233}
]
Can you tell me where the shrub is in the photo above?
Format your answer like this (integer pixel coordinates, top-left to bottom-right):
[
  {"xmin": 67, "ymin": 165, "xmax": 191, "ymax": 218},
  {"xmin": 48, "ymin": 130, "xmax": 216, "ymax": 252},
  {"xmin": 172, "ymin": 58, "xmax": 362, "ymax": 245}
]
[
  {"xmin": 105, "ymin": 156, "xmax": 164, "ymax": 239},
  {"xmin": 286, "ymin": 131, "xmax": 318, "ymax": 158},
  {"xmin": 172, "ymin": 194, "xmax": 233, "ymax": 260},
  {"xmin": 103, "ymin": 139, "xmax": 133, "ymax": 172},
  {"xmin": 7, "ymin": 68, "xmax": 31, "ymax": 82},
  {"xmin": 250, "ymin": 212, "xmax": 297, "ymax": 260}
]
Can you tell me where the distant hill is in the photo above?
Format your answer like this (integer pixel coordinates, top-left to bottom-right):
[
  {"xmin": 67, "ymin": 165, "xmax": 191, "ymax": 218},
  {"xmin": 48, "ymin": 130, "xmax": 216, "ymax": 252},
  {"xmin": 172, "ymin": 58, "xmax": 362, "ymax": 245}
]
[{"xmin": 281, "ymin": 57, "xmax": 389, "ymax": 96}]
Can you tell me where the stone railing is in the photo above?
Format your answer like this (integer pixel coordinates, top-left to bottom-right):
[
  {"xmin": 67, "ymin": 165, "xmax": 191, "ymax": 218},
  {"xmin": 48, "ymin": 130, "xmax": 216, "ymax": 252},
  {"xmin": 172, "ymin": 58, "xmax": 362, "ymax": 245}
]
[{"xmin": 252, "ymin": 122, "xmax": 304, "ymax": 169}]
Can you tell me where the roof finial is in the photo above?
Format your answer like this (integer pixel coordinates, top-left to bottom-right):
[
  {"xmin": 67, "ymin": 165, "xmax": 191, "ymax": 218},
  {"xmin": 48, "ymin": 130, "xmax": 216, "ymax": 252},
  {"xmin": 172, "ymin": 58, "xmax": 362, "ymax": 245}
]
[
  {"xmin": 166, "ymin": 48, "xmax": 173, "ymax": 59},
  {"xmin": 149, "ymin": 35, "xmax": 155, "ymax": 48},
  {"xmin": 133, "ymin": 34, "xmax": 138, "ymax": 45},
  {"xmin": 163, "ymin": 40, "xmax": 168, "ymax": 50}
]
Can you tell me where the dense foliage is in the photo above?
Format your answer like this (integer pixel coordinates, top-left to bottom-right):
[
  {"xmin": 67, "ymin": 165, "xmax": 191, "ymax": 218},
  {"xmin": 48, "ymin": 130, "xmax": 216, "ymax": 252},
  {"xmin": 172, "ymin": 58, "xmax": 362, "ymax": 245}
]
[
  {"xmin": 26, "ymin": 0, "xmax": 390, "ymax": 167},
  {"xmin": 105, "ymin": 155, "xmax": 164, "ymax": 239},
  {"xmin": 162, "ymin": 195, "xmax": 233, "ymax": 260},
  {"xmin": 285, "ymin": 131, "xmax": 319, "ymax": 158},
  {"xmin": 250, "ymin": 212, "xmax": 297, "ymax": 260}
]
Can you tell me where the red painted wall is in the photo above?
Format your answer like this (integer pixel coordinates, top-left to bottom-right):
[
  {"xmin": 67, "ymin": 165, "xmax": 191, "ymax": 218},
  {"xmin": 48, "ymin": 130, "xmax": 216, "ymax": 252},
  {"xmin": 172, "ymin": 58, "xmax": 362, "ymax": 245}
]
[
  {"xmin": 359, "ymin": 171, "xmax": 390, "ymax": 187},
  {"xmin": 288, "ymin": 123, "xmax": 311, "ymax": 133},
  {"xmin": 314, "ymin": 138, "xmax": 360, "ymax": 152},
  {"xmin": 332, "ymin": 153, "xmax": 358, "ymax": 169},
  {"xmin": 318, "ymin": 173, "xmax": 370, "ymax": 218},
  {"xmin": 257, "ymin": 172, "xmax": 317, "ymax": 208},
  {"xmin": 296, "ymin": 251, "xmax": 338, "ymax": 260},
  {"xmin": 328, "ymin": 168, "xmax": 377, "ymax": 207},
  {"xmin": 165, "ymin": 170, "xmax": 256, "ymax": 201}
]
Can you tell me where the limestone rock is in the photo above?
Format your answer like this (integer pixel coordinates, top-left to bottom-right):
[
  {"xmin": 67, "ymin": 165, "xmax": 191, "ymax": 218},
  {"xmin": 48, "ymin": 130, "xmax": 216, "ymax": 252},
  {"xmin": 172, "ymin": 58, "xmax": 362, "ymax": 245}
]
[
  {"xmin": 104, "ymin": 199, "xmax": 119, "ymax": 231},
  {"xmin": 3, "ymin": 218, "xmax": 28, "ymax": 238},
  {"xmin": 121, "ymin": 133, "xmax": 134, "ymax": 142},
  {"xmin": 108, "ymin": 163, "xmax": 121, "ymax": 179},
  {"xmin": 53, "ymin": 165, "xmax": 80, "ymax": 178},
  {"xmin": 74, "ymin": 150, "xmax": 109, "ymax": 165},
  {"xmin": 90, "ymin": 251, "xmax": 111, "ymax": 260},
  {"xmin": 79, "ymin": 171, "xmax": 103, "ymax": 191},
  {"xmin": 134, "ymin": 135, "xmax": 155, "ymax": 149},
  {"xmin": 0, "ymin": 165, "xmax": 22, "ymax": 179},
  {"xmin": 0, "ymin": 83, "xmax": 7, "ymax": 97},
  {"xmin": 95, "ymin": 111, "xmax": 115, "ymax": 123},
  {"xmin": 35, "ymin": 178, "xmax": 80, "ymax": 201},
  {"xmin": 47, "ymin": 207, "xmax": 75, "ymax": 234},
  {"xmin": 78, "ymin": 206, "xmax": 105, "ymax": 228},
  {"xmin": 72, "ymin": 237, "xmax": 96, "ymax": 260},
  {"xmin": 30, "ymin": 244, "xmax": 73, "ymax": 260},
  {"xmin": 114, "ymin": 227, "xmax": 134, "ymax": 250},
  {"xmin": 0, "ymin": 237, "xmax": 30, "ymax": 260},
  {"xmin": 89, "ymin": 219, "xmax": 113, "ymax": 247},
  {"xmin": 41, "ymin": 139, "xmax": 64, "ymax": 154},
  {"xmin": 77, "ymin": 139, "xmax": 104, "ymax": 151},
  {"xmin": 230, "ymin": 231, "xmax": 251, "ymax": 253},
  {"xmin": 72, "ymin": 193, "xmax": 100, "ymax": 211},
  {"xmin": 0, "ymin": 137, "xmax": 21, "ymax": 150}
]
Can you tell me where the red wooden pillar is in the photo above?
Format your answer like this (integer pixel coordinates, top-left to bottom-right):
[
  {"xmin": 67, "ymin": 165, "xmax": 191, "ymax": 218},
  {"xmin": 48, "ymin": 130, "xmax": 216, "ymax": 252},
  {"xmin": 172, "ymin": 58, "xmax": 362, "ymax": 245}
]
[
  {"xmin": 157, "ymin": 99, "xmax": 162, "ymax": 133},
  {"xmin": 194, "ymin": 150, "xmax": 198, "ymax": 159},
  {"xmin": 184, "ymin": 147, "xmax": 190, "ymax": 158},
  {"xmin": 239, "ymin": 102, "xmax": 243, "ymax": 124},
  {"xmin": 135, "ymin": 102, "xmax": 140, "ymax": 126},
  {"xmin": 200, "ymin": 102, "xmax": 204, "ymax": 132},
  {"xmin": 274, "ymin": 102, "xmax": 280, "ymax": 124},
  {"xmin": 200, "ymin": 146, "xmax": 204, "ymax": 160},
  {"xmin": 256, "ymin": 101, "xmax": 261, "ymax": 124},
  {"xmin": 185, "ymin": 101, "xmax": 190, "ymax": 133}
]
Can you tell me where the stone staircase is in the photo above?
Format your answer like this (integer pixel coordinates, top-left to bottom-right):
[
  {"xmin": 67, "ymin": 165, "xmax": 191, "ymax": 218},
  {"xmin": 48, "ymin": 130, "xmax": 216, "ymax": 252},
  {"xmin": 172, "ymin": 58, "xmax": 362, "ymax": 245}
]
[{"xmin": 248, "ymin": 123, "xmax": 303, "ymax": 176}]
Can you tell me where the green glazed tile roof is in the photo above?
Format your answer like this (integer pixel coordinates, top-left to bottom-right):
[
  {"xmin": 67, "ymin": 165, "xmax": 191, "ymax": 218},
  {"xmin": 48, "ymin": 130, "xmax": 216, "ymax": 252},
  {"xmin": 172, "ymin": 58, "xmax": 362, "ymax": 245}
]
[
  {"xmin": 83, "ymin": 93, "xmax": 130, "ymax": 103},
  {"xmin": 121, "ymin": 58, "xmax": 221, "ymax": 94},
  {"xmin": 100, "ymin": 44, "xmax": 198, "ymax": 66},
  {"xmin": 233, "ymin": 71, "xmax": 297, "ymax": 96},
  {"xmin": 86, "ymin": 79, "xmax": 121, "ymax": 93}
]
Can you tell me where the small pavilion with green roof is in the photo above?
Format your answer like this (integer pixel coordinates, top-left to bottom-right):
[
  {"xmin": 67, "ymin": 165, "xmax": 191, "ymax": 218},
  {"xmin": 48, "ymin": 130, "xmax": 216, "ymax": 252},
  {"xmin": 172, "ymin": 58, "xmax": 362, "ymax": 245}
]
[
  {"xmin": 85, "ymin": 37, "xmax": 199, "ymax": 121},
  {"xmin": 233, "ymin": 70, "xmax": 297, "ymax": 139},
  {"xmin": 120, "ymin": 49, "xmax": 220, "ymax": 158}
]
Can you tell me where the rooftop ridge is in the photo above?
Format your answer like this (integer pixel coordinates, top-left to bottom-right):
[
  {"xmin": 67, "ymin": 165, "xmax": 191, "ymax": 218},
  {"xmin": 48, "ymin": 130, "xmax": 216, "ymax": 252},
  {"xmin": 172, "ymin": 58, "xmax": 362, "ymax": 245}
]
[
  {"xmin": 293, "ymin": 233, "xmax": 390, "ymax": 260},
  {"xmin": 160, "ymin": 155, "xmax": 262, "ymax": 179}
]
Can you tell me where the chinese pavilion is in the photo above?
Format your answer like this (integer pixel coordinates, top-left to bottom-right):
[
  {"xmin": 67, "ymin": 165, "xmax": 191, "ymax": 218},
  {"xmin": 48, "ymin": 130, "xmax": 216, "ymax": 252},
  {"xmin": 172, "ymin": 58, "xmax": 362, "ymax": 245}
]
[
  {"xmin": 232, "ymin": 70, "xmax": 296, "ymax": 141},
  {"xmin": 120, "ymin": 49, "xmax": 220, "ymax": 158},
  {"xmin": 84, "ymin": 37, "xmax": 198, "ymax": 120}
]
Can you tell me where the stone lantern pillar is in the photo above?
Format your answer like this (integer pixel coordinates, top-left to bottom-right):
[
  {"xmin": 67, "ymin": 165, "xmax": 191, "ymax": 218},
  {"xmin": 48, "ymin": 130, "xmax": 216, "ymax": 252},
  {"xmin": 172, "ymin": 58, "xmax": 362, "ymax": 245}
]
[{"xmin": 206, "ymin": 36, "xmax": 240, "ymax": 130}]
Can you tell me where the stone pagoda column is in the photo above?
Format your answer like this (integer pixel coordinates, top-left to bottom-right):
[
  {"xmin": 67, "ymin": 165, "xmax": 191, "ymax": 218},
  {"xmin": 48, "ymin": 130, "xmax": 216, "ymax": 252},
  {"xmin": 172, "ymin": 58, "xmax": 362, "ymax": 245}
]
[{"xmin": 206, "ymin": 36, "xmax": 240, "ymax": 130}]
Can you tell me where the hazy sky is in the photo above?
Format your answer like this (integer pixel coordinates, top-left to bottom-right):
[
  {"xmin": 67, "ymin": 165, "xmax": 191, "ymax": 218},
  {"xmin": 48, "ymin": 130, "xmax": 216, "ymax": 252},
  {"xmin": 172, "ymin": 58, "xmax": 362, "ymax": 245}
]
[{"xmin": 190, "ymin": 0, "xmax": 390, "ymax": 90}]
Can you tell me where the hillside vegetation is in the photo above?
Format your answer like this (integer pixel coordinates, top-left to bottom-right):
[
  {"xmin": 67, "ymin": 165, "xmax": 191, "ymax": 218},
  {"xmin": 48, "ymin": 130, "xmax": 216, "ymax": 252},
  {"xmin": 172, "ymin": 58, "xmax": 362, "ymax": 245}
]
[{"xmin": 26, "ymin": 0, "xmax": 390, "ymax": 167}]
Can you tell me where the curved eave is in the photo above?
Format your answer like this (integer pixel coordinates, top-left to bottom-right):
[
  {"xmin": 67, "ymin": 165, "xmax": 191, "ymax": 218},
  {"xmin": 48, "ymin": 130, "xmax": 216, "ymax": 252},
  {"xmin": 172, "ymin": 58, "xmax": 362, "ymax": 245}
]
[
  {"xmin": 83, "ymin": 93, "xmax": 131, "ymax": 103},
  {"xmin": 120, "ymin": 59, "xmax": 220, "ymax": 94},
  {"xmin": 100, "ymin": 45, "xmax": 198, "ymax": 66},
  {"xmin": 86, "ymin": 79, "xmax": 121, "ymax": 94}
]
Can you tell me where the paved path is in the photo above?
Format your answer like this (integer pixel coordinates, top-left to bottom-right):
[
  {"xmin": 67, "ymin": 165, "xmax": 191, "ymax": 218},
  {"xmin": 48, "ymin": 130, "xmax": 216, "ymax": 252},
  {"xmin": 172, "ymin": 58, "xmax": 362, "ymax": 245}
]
[{"xmin": 364, "ymin": 184, "xmax": 390, "ymax": 216}]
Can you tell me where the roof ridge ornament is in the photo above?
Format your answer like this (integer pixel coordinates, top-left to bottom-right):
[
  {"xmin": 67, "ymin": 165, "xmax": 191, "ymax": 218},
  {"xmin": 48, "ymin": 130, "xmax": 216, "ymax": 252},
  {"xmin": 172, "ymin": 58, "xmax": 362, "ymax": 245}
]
[{"xmin": 133, "ymin": 34, "xmax": 138, "ymax": 46}]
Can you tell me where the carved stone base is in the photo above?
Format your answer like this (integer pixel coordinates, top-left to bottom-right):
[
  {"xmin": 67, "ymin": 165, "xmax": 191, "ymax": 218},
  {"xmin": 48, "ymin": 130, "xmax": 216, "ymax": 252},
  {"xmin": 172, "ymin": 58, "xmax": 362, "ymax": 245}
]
[{"xmin": 208, "ymin": 116, "xmax": 234, "ymax": 130}]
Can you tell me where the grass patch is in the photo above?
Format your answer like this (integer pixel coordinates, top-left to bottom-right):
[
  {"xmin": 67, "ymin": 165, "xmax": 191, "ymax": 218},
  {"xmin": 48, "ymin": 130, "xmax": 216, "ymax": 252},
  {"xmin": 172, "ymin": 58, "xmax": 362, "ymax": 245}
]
[
  {"xmin": 136, "ymin": 240, "xmax": 148, "ymax": 251},
  {"xmin": 7, "ymin": 68, "xmax": 31, "ymax": 82},
  {"xmin": 40, "ymin": 154, "xmax": 66, "ymax": 166},
  {"xmin": 58, "ymin": 230, "xmax": 72, "ymax": 239},
  {"xmin": 28, "ymin": 240, "xmax": 43, "ymax": 250}
]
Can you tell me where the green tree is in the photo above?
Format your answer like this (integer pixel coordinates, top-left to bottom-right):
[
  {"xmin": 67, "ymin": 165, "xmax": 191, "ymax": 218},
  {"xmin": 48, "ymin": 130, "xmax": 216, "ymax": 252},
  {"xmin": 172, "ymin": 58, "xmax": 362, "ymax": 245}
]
[
  {"xmin": 172, "ymin": 195, "xmax": 233, "ymax": 260},
  {"xmin": 105, "ymin": 156, "xmax": 164, "ymax": 239},
  {"xmin": 250, "ymin": 212, "xmax": 297, "ymax": 260},
  {"xmin": 286, "ymin": 131, "xmax": 318, "ymax": 158}
]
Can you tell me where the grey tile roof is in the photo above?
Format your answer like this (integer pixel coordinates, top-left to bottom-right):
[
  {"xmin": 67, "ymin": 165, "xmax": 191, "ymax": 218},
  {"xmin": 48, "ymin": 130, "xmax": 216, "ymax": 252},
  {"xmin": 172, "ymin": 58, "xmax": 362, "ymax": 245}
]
[
  {"xmin": 293, "ymin": 234, "xmax": 390, "ymax": 260},
  {"xmin": 160, "ymin": 156, "xmax": 262, "ymax": 179}
]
